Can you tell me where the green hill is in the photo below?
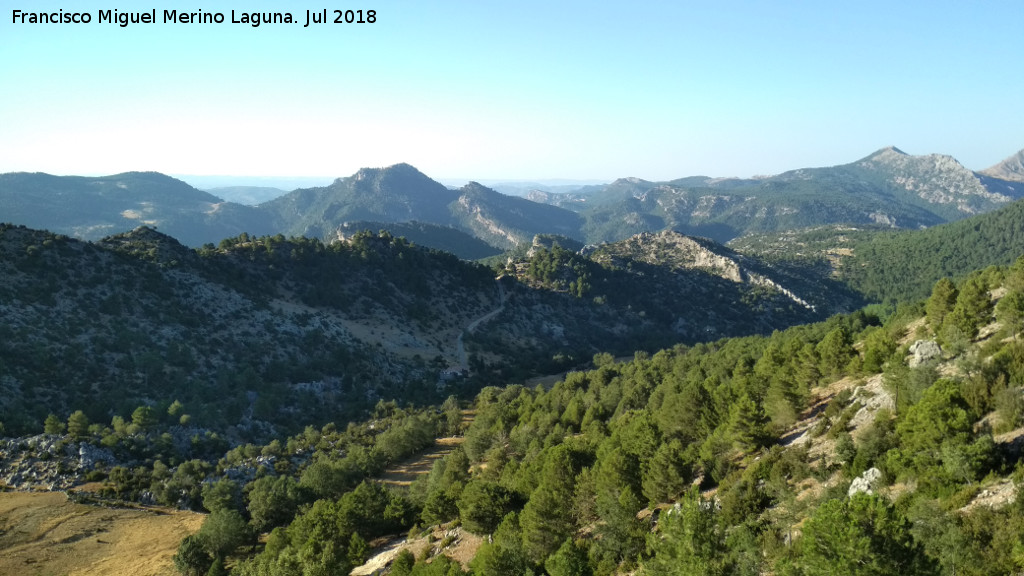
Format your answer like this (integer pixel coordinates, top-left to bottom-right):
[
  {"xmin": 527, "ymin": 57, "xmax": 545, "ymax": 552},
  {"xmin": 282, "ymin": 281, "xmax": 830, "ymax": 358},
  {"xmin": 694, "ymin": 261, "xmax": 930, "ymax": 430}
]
[
  {"xmin": 0, "ymin": 224, "xmax": 834, "ymax": 438},
  {"xmin": 730, "ymin": 196, "xmax": 1024, "ymax": 304},
  {"xmin": 0, "ymin": 224, "xmax": 495, "ymax": 436},
  {"xmin": 334, "ymin": 221, "xmax": 503, "ymax": 260},
  {"xmin": 0, "ymin": 171, "xmax": 274, "ymax": 245},
  {"xmin": 262, "ymin": 165, "xmax": 584, "ymax": 250}
]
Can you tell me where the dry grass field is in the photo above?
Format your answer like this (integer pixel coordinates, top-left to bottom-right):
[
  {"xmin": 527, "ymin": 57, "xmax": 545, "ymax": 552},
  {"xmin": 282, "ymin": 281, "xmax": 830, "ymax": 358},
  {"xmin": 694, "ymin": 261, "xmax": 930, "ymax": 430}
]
[{"xmin": 0, "ymin": 490, "xmax": 203, "ymax": 576}]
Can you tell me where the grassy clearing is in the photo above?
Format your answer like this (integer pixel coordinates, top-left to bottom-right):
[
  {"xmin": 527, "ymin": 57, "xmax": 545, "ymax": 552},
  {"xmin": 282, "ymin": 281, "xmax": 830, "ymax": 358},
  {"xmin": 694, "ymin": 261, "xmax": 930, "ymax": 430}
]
[{"xmin": 0, "ymin": 490, "xmax": 203, "ymax": 576}]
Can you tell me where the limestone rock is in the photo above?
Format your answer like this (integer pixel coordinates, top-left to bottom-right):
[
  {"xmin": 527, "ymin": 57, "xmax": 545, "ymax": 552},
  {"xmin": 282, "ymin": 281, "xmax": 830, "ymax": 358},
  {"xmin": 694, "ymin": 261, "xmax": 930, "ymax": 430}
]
[
  {"xmin": 848, "ymin": 467, "xmax": 883, "ymax": 497},
  {"xmin": 909, "ymin": 339, "xmax": 942, "ymax": 368}
]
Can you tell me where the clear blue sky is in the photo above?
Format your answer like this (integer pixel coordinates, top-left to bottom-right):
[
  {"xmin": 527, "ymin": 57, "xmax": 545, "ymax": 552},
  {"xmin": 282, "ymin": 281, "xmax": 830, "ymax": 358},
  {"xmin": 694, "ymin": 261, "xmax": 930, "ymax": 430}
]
[{"xmin": 1, "ymin": 1, "xmax": 1021, "ymax": 182}]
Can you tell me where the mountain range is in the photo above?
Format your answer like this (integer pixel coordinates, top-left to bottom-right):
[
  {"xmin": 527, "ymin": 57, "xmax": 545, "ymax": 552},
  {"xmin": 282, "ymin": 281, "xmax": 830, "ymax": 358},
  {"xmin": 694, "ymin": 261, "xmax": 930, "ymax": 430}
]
[
  {"xmin": 1, "ymin": 147, "xmax": 1021, "ymax": 256},
  {"xmin": 532, "ymin": 147, "xmax": 1024, "ymax": 243},
  {"xmin": 6, "ymin": 147, "xmax": 1024, "ymax": 575}
]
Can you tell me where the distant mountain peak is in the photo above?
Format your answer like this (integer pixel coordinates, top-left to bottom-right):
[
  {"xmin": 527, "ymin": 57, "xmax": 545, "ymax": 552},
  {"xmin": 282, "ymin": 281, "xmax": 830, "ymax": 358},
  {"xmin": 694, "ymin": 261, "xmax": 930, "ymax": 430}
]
[
  {"xmin": 980, "ymin": 149, "xmax": 1024, "ymax": 183},
  {"xmin": 460, "ymin": 181, "xmax": 491, "ymax": 193},
  {"xmin": 338, "ymin": 163, "xmax": 451, "ymax": 203},
  {"xmin": 614, "ymin": 176, "xmax": 650, "ymax": 185},
  {"xmin": 864, "ymin": 146, "xmax": 908, "ymax": 161},
  {"xmin": 860, "ymin": 146, "xmax": 971, "ymax": 171},
  {"xmin": 353, "ymin": 162, "xmax": 427, "ymax": 180}
]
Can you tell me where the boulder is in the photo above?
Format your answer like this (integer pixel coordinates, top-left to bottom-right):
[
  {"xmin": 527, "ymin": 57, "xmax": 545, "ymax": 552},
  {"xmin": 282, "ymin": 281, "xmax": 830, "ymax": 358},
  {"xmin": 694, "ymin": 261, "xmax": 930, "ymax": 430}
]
[
  {"xmin": 848, "ymin": 467, "xmax": 883, "ymax": 497},
  {"xmin": 909, "ymin": 340, "xmax": 942, "ymax": 367}
]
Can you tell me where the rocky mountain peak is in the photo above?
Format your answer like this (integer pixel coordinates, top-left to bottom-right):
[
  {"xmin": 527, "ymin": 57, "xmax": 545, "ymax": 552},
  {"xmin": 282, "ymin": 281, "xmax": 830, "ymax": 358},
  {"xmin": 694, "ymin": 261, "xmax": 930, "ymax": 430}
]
[
  {"xmin": 879, "ymin": 145, "xmax": 907, "ymax": 156},
  {"xmin": 459, "ymin": 181, "xmax": 492, "ymax": 195},
  {"xmin": 608, "ymin": 176, "xmax": 652, "ymax": 187},
  {"xmin": 981, "ymin": 149, "xmax": 1024, "ymax": 183},
  {"xmin": 859, "ymin": 146, "xmax": 909, "ymax": 165},
  {"xmin": 861, "ymin": 146, "xmax": 913, "ymax": 164},
  {"xmin": 855, "ymin": 146, "xmax": 1009, "ymax": 213}
]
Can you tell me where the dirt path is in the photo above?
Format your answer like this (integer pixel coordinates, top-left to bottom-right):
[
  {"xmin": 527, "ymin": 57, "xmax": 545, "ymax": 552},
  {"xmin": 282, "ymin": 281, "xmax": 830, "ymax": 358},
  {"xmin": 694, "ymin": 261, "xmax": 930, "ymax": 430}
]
[
  {"xmin": 379, "ymin": 437, "xmax": 465, "ymax": 486},
  {"xmin": 0, "ymin": 491, "xmax": 204, "ymax": 576},
  {"xmin": 457, "ymin": 280, "xmax": 506, "ymax": 368}
]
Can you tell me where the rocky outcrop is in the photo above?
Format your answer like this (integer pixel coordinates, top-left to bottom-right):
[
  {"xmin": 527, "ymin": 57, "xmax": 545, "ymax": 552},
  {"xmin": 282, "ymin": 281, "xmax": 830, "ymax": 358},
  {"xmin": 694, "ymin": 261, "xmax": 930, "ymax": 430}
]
[
  {"xmin": 848, "ymin": 375, "xmax": 895, "ymax": 436},
  {"xmin": 848, "ymin": 467, "xmax": 883, "ymax": 497},
  {"xmin": 746, "ymin": 272, "xmax": 815, "ymax": 311},
  {"xmin": 601, "ymin": 231, "xmax": 815, "ymax": 310},
  {"xmin": 861, "ymin": 147, "xmax": 1014, "ymax": 214},
  {"xmin": 981, "ymin": 149, "xmax": 1024, "ymax": 183},
  {"xmin": 909, "ymin": 339, "xmax": 942, "ymax": 368},
  {"xmin": 0, "ymin": 436, "xmax": 115, "ymax": 491}
]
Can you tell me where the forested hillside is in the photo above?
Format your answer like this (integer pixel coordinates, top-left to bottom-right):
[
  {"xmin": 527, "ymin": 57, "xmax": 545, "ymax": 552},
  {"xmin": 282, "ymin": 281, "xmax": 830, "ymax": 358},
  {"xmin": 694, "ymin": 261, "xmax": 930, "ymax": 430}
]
[
  {"xmin": 50, "ymin": 255, "xmax": 1022, "ymax": 576},
  {"xmin": 731, "ymin": 195, "xmax": 1024, "ymax": 304},
  {"xmin": 0, "ymin": 224, "xmax": 495, "ymax": 437},
  {"xmin": 333, "ymin": 221, "xmax": 503, "ymax": 260},
  {"xmin": 0, "ymin": 223, "xmax": 830, "ymax": 439},
  {"xmin": 839, "ymin": 199, "xmax": 1024, "ymax": 302}
]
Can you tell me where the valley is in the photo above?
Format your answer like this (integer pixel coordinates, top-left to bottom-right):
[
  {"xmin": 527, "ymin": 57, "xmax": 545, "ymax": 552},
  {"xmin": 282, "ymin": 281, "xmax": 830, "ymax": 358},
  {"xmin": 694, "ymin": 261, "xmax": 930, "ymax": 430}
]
[{"xmin": 3, "ymin": 146, "xmax": 1024, "ymax": 576}]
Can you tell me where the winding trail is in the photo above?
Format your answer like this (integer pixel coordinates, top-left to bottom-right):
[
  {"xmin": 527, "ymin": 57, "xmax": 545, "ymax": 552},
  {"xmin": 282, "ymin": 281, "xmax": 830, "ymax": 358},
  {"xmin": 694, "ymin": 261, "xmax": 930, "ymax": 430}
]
[{"xmin": 456, "ymin": 279, "xmax": 507, "ymax": 369}]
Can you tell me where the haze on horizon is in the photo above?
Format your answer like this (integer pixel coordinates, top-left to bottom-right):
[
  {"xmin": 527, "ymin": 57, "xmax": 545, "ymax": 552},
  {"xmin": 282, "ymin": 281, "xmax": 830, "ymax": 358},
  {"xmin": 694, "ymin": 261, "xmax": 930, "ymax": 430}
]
[{"xmin": 1, "ymin": 1, "xmax": 1022, "ymax": 182}]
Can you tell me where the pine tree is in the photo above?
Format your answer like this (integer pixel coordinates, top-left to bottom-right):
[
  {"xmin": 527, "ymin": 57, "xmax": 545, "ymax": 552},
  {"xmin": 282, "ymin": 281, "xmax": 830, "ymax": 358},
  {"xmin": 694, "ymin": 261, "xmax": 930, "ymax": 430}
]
[
  {"xmin": 655, "ymin": 380, "xmax": 709, "ymax": 444},
  {"xmin": 470, "ymin": 513, "xmax": 529, "ymax": 576},
  {"xmin": 862, "ymin": 328, "xmax": 897, "ymax": 373},
  {"xmin": 247, "ymin": 475, "xmax": 304, "ymax": 532},
  {"xmin": 795, "ymin": 343, "xmax": 821, "ymax": 393},
  {"xmin": 800, "ymin": 493, "xmax": 937, "ymax": 576},
  {"xmin": 1006, "ymin": 255, "xmax": 1024, "ymax": 292},
  {"xmin": 996, "ymin": 290, "xmax": 1024, "ymax": 339},
  {"xmin": 43, "ymin": 413, "xmax": 65, "ymax": 435},
  {"xmin": 197, "ymin": 509, "xmax": 251, "ymax": 558},
  {"xmin": 389, "ymin": 549, "xmax": 416, "ymax": 576},
  {"xmin": 642, "ymin": 439, "xmax": 690, "ymax": 504},
  {"xmin": 728, "ymin": 394, "xmax": 770, "ymax": 451},
  {"xmin": 945, "ymin": 276, "xmax": 993, "ymax": 339},
  {"xmin": 816, "ymin": 327, "xmax": 854, "ymax": 377},
  {"xmin": 521, "ymin": 446, "xmax": 576, "ymax": 563},
  {"xmin": 130, "ymin": 405, "xmax": 157, "ymax": 433},
  {"xmin": 167, "ymin": 399, "xmax": 185, "ymax": 419},
  {"xmin": 66, "ymin": 410, "xmax": 90, "ymax": 440},
  {"xmin": 595, "ymin": 487, "xmax": 646, "ymax": 565},
  {"xmin": 926, "ymin": 278, "xmax": 958, "ymax": 333},
  {"xmin": 765, "ymin": 372, "xmax": 800, "ymax": 430},
  {"xmin": 206, "ymin": 556, "xmax": 227, "ymax": 576},
  {"xmin": 644, "ymin": 488, "xmax": 732, "ymax": 576},
  {"xmin": 173, "ymin": 535, "xmax": 213, "ymax": 576},
  {"xmin": 347, "ymin": 532, "xmax": 369, "ymax": 567},
  {"xmin": 458, "ymin": 479, "xmax": 513, "ymax": 535},
  {"xmin": 593, "ymin": 441, "xmax": 646, "ymax": 565},
  {"xmin": 545, "ymin": 538, "xmax": 590, "ymax": 576},
  {"xmin": 441, "ymin": 395, "xmax": 462, "ymax": 436}
]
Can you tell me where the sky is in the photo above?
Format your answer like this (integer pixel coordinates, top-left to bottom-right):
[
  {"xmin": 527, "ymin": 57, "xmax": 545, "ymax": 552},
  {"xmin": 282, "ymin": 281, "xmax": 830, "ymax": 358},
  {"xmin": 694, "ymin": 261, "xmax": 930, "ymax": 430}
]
[{"xmin": 1, "ymin": 1, "xmax": 1022, "ymax": 183}]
